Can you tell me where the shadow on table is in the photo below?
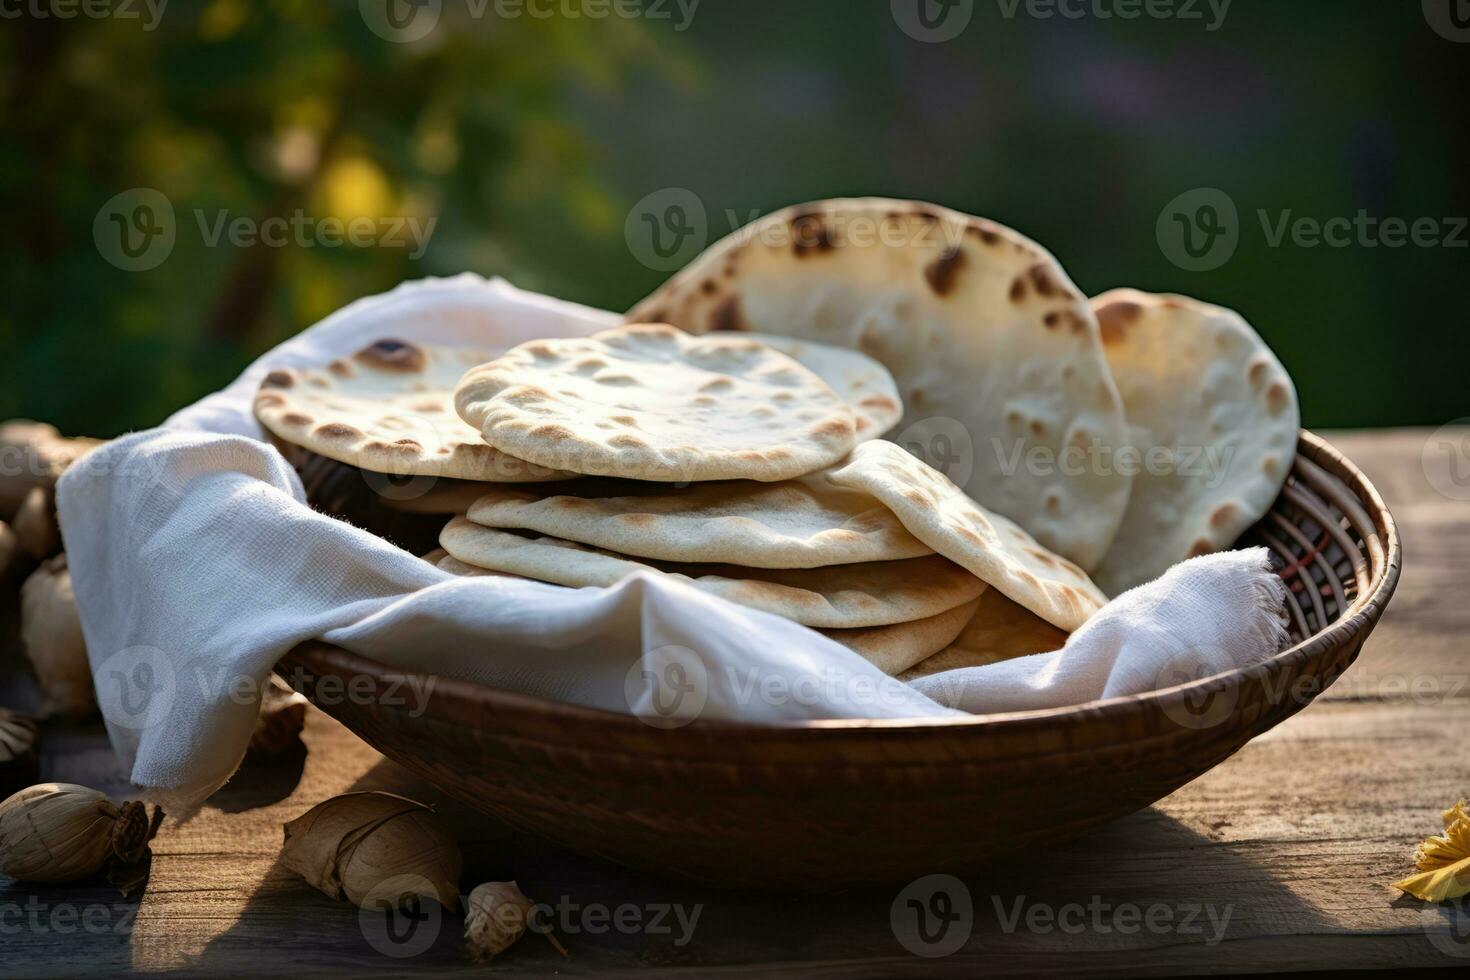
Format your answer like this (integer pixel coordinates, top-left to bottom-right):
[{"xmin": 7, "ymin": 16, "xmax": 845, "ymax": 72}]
[{"xmin": 179, "ymin": 756, "xmax": 1359, "ymax": 975}]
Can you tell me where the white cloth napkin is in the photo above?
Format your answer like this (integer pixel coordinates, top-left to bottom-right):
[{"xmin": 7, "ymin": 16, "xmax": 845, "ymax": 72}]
[{"xmin": 55, "ymin": 274, "xmax": 1289, "ymax": 808}]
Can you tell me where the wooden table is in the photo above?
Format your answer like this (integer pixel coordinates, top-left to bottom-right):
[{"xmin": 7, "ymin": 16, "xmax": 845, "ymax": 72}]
[{"xmin": 2, "ymin": 428, "xmax": 1467, "ymax": 976}]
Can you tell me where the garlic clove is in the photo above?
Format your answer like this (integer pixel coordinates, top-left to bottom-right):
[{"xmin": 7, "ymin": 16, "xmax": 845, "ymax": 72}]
[
  {"xmin": 0, "ymin": 421, "xmax": 102, "ymax": 521},
  {"xmin": 281, "ymin": 792, "xmax": 462, "ymax": 911},
  {"xmin": 249, "ymin": 676, "xmax": 309, "ymax": 755},
  {"xmin": 13, "ymin": 487, "xmax": 60, "ymax": 561},
  {"xmin": 20, "ymin": 554, "xmax": 94, "ymax": 717},
  {"xmin": 464, "ymin": 880, "xmax": 539, "ymax": 962},
  {"xmin": 0, "ymin": 782, "xmax": 163, "ymax": 886}
]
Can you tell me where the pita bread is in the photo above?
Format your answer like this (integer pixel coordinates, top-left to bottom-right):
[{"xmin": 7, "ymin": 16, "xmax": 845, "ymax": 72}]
[
  {"xmin": 465, "ymin": 475, "xmax": 932, "ymax": 569},
  {"xmin": 746, "ymin": 333, "xmax": 902, "ymax": 440},
  {"xmin": 627, "ymin": 198, "xmax": 1131, "ymax": 569},
  {"xmin": 453, "ymin": 323, "xmax": 857, "ymax": 483},
  {"xmin": 254, "ymin": 339, "xmax": 573, "ymax": 481},
  {"xmin": 825, "ymin": 440, "xmax": 1107, "ymax": 632},
  {"xmin": 433, "ymin": 549, "xmax": 978, "ymax": 674},
  {"xmin": 439, "ymin": 518, "xmax": 983, "ymax": 628},
  {"xmin": 821, "ymin": 596, "xmax": 982, "ymax": 675},
  {"xmin": 898, "ymin": 590, "xmax": 1069, "ymax": 680},
  {"xmin": 1090, "ymin": 290, "xmax": 1300, "ymax": 595}
]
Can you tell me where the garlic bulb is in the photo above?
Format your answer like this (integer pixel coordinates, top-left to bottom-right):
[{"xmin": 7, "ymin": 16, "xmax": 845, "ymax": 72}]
[
  {"xmin": 249, "ymin": 676, "xmax": 309, "ymax": 755},
  {"xmin": 281, "ymin": 792, "xmax": 462, "ymax": 910},
  {"xmin": 0, "ymin": 710, "xmax": 40, "ymax": 797},
  {"xmin": 0, "ymin": 783, "xmax": 163, "ymax": 884},
  {"xmin": 13, "ymin": 487, "xmax": 60, "ymax": 561},
  {"xmin": 20, "ymin": 555, "xmax": 94, "ymax": 716},
  {"xmin": 0, "ymin": 420, "xmax": 101, "ymax": 519}
]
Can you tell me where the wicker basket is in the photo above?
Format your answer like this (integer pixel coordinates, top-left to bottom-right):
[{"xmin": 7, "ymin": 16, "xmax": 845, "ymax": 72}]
[{"xmin": 278, "ymin": 430, "xmax": 1400, "ymax": 886}]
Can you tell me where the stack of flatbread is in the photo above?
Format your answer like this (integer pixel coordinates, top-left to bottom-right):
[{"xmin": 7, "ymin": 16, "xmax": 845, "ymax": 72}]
[
  {"xmin": 426, "ymin": 322, "xmax": 1107, "ymax": 674},
  {"xmin": 254, "ymin": 197, "xmax": 1299, "ymax": 680}
]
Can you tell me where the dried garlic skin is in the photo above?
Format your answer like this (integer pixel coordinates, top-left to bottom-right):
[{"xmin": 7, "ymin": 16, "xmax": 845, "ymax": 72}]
[
  {"xmin": 1394, "ymin": 799, "xmax": 1470, "ymax": 902},
  {"xmin": 281, "ymin": 792, "xmax": 462, "ymax": 910},
  {"xmin": 20, "ymin": 555, "xmax": 95, "ymax": 716},
  {"xmin": 465, "ymin": 881, "xmax": 535, "ymax": 962},
  {"xmin": 0, "ymin": 783, "xmax": 152, "ymax": 883},
  {"xmin": 249, "ymin": 676, "xmax": 308, "ymax": 755}
]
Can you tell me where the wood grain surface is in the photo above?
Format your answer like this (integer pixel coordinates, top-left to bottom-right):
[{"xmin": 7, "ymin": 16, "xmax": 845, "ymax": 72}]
[{"xmin": 1, "ymin": 428, "xmax": 1467, "ymax": 976}]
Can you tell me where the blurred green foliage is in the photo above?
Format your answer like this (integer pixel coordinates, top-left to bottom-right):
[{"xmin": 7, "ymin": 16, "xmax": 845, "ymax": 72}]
[{"xmin": 2, "ymin": 1, "xmax": 1465, "ymax": 435}]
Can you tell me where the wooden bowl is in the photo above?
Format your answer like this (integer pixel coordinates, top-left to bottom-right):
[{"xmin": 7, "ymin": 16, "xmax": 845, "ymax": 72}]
[{"xmin": 277, "ymin": 431, "xmax": 1400, "ymax": 886}]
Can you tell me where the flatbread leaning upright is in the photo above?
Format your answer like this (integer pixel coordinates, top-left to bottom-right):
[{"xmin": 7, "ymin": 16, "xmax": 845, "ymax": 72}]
[{"xmin": 627, "ymin": 197, "xmax": 1132, "ymax": 570}]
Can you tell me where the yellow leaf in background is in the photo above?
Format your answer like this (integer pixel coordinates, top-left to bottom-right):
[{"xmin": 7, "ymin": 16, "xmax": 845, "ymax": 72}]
[
  {"xmin": 1394, "ymin": 800, "xmax": 1470, "ymax": 902},
  {"xmin": 198, "ymin": 0, "xmax": 248, "ymax": 41},
  {"xmin": 317, "ymin": 157, "xmax": 395, "ymax": 224}
]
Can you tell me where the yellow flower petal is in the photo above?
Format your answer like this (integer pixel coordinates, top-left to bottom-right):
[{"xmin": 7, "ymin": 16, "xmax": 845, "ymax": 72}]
[
  {"xmin": 1394, "ymin": 801, "xmax": 1470, "ymax": 901},
  {"xmin": 1393, "ymin": 855, "xmax": 1470, "ymax": 903}
]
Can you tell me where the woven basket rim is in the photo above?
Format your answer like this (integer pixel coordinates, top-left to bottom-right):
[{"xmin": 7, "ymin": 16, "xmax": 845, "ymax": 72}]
[{"xmin": 285, "ymin": 429, "xmax": 1401, "ymax": 738}]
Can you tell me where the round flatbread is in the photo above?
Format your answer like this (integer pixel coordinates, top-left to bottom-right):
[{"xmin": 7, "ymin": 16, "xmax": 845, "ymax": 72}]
[
  {"xmin": 434, "ymin": 549, "xmax": 980, "ymax": 675},
  {"xmin": 898, "ymin": 589, "xmax": 1069, "ymax": 681},
  {"xmin": 438, "ymin": 518, "xmax": 983, "ymax": 629},
  {"xmin": 627, "ymin": 198, "xmax": 1132, "ymax": 569},
  {"xmin": 453, "ymin": 323, "xmax": 857, "ymax": 483},
  {"xmin": 746, "ymin": 333, "xmax": 903, "ymax": 440},
  {"xmin": 1090, "ymin": 289, "xmax": 1300, "ymax": 595},
  {"xmin": 254, "ymin": 339, "xmax": 573, "ymax": 481},
  {"xmin": 824, "ymin": 440, "xmax": 1107, "ymax": 632},
  {"xmin": 464, "ymin": 475, "xmax": 932, "ymax": 569},
  {"xmin": 821, "ymin": 597, "xmax": 982, "ymax": 676}
]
